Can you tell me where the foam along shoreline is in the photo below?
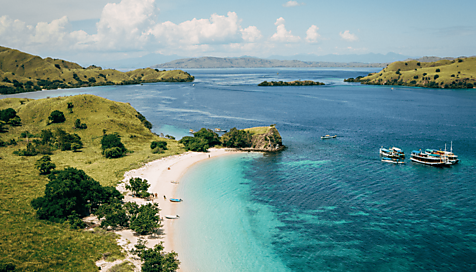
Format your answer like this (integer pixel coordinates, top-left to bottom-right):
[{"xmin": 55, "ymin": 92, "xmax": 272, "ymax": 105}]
[{"xmin": 104, "ymin": 148, "xmax": 247, "ymax": 271}]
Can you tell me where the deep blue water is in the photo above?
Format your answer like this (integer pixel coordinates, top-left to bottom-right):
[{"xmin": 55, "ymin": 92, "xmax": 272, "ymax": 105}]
[{"xmin": 5, "ymin": 68, "xmax": 476, "ymax": 271}]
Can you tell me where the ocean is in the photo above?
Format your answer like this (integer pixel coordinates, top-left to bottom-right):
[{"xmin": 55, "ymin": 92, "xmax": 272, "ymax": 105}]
[{"xmin": 5, "ymin": 68, "xmax": 476, "ymax": 271}]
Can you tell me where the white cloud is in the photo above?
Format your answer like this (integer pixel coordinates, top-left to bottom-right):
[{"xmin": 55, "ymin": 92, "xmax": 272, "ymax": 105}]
[
  {"xmin": 241, "ymin": 26, "xmax": 262, "ymax": 42},
  {"xmin": 149, "ymin": 12, "xmax": 243, "ymax": 46},
  {"xmin": 339, "ymin": 30, "xmax": 358, "ymax": 41},
  {"xmin": 282, "ymin": 1, "xmax": 304, "ymax": 7},
  {"xmin": 305, "ymin": 25, "xmax": 320, "ymax": 43},
  {"xmin": 270, "ymin": 17, "xmax": 301, "ymax": 43}
]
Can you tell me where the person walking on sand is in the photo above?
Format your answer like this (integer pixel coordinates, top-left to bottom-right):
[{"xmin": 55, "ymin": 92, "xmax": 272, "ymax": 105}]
[{"xmin": 164, "ymin": 195, "xmax": 166, "ymax": 200}]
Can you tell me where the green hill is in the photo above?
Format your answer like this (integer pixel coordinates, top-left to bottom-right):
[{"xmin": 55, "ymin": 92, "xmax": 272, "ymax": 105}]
[
  {"xmin": 345, "ymin": 57, "xmax": 476, "ymax": 89},
  {"xmin": 0, "ymin": 46, "xmax": 194, "ymax": 95},
  {"xmin": 0, "ymin": 95, "xmax": 185, "ymax": 270}
]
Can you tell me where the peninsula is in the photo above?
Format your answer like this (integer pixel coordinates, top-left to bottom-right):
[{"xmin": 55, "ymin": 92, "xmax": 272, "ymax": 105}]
[
  {"xmin": 344, "ymin": 57, "xmax": 476, "ymax": 89},
  {"xmin": 258, "ymin": 80, "xmax": 324, "ymax": 86},
  {"xmin": 0, "ymin": 94, "xmax": 284, "ymax": 271},
  {"xmin": 0, "ymin": 46, "xmax": 194, "ymax": 95}
]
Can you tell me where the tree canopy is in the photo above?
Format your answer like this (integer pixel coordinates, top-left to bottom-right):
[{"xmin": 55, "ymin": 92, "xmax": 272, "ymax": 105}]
[
  {"xmin": 221, "ymin": 127, "xmax": 252, "ymax": 148},
  {"xmin": 101, "ymin": 133, "xmax": 126, "ymax": 158},
  {"xmin": 126, "ymin": 177, "xmax": 150, "ymax": 198},
  {"xmin": 31, "ymin": 167, "xmax": 122, "ymax": 224},
  {"xmin": 133, "ymin": 241, "xmax": 180, "ymax": 272},
  {"xmin": 48, "ymin": 110, "xmax": 66, "ymax": 124}
]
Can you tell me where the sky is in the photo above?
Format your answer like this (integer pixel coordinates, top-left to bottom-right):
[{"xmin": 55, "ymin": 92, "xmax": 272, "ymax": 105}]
[{"xmin": 1, "ymin": 0, "xmax": 475, "ymax": 65}]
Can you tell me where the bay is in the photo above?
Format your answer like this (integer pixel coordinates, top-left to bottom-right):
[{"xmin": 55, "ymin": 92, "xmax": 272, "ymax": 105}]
[{"xmin": 5, "ymin": 68, "xmax": 476, "ymax": 271}]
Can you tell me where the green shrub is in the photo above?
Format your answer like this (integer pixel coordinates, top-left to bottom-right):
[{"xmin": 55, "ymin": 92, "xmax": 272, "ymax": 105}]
[
  {"xmin": 104, "ymin": 147, "xmax": 124, "ymax": 158},
  {"xmin": 48, "ymin": 110, "xmax": 65, "ymax": 124},
  {"xmin": 35, "ymin": 155, "xmax": 56, "ymax": 175},
  {"xmin": 150, "ymin": 141, "xmax": 167, "ymax": 150},
  {"xmin": 434, "ymin": 75, "xmax": 439, "ymax": 80},
  {"xmin": 101, "ymin": 133, "xmax": 126, "ymax": 158},
  {"xmin": 436, "ymin": 68, "xmax": 440, "ymax": 72}
]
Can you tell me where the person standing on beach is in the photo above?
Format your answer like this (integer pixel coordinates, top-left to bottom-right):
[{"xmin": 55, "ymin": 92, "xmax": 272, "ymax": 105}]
[{"xmin": 164, "ymin": 195, "xmax": 166, "ymax": 200}]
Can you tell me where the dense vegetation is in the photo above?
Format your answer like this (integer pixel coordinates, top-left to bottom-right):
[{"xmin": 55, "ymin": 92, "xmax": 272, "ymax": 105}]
[
  {"xmin": 258, "ymin": 80, "xmax": 325, "ymax": 86},
  {"xmin": 0, "ymin": 46, "xmax": 195, "ymax": 95},
  {"xmin": 179, "ymin": 128, "xmax": 220, "ymax": 152},
  {"xmin": 0, "ymin": 95, "xmax": 185, "ymax": 270},
  {"xmin": 345, "ymin": 57, "xmax": 476, "ymax": 89}
]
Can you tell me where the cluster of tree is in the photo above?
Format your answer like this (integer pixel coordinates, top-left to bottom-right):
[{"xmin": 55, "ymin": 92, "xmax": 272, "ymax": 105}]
[
  {"xmin": 258, "ymin": 80, "xmax": 325, "ymax": 86},
  {"xmin": 13, "ymin": 128, "xmax": 83, "ymax": 156},
  {"xmin": 74, "ymin": 119, "xmax": 87, "ymax": 129},
  {"xmin": 221, "ymin": 127, "xmax": 252, "ymax": 148},
  {"xmin": 95, "ymin": 201, "xmax": 161, "ymax": 235},
  {"xmin": 179, "ymin": 128, "xmax": 220, "ymax": 152},
  {"xmin": 136, "ymin": 111, "xmax": 153, "ymax": 130},
  {"xmin": 101, "ymin": 133, "xmax": 127, "ymax": 158},
  {"xmin": 150, "ymin": 141, "xmax": 167, "ymax": 154},
  {"xmin": 0, "ymin": 108, "xmax": 21, "ymax": 132},
  {"xmin": 31, "ymin": 167, "xmax": 123, "ymax": 228},
  {"xmin": 132, "ymin": 240, "xmax": 180, "ymax": 272}
]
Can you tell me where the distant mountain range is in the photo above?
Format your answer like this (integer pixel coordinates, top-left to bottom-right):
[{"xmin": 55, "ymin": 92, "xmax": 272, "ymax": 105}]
[
  {"xmin": 94, "ymin": 51, "xmax": 465, "ymax": 69},
  {"xmin": 152, "ymin": 57, "xmax": 389, "ymax": 69}
]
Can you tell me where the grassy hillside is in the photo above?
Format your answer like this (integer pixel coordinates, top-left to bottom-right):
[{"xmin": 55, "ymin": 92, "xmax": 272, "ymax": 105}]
[
  {"xmin": 0, "ymin": 95, "xmax": 185, "ymax": 271},
  {"xmin": 0, "ymin": 46, "xmax": 194, "ymax": 95},
  {"xmin": 346, "ymin": 57, "xmax": 476, "ymax": 89}
]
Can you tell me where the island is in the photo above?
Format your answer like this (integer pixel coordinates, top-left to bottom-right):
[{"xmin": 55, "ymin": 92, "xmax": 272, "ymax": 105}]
[
  {"xmin": 0, "ymin": 46, "xmax": 194, "ymax": 95},
  {"xmin": 0, "ymin": 94, "xmax": 285, "ymax": 271},
  {"xmin": 344, "ymin": 57, "xmax": 476, "ymax": 89},
  {"xmin": 258, "ymin": 80, "xmax": 325, "ymax": 86}
]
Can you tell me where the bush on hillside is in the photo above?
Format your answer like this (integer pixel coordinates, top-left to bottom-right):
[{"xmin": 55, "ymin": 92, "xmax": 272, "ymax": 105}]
[
  {"xmin": 35, "ymin": 155, "xmax": 56, "ymax": 175},
  {"xmin": 48, "ymin": 110, "xmax": 65, "ymax": 124},
  {"xmin": 101, "ymin": 133, "xmax": 126, "ymax": 158}
]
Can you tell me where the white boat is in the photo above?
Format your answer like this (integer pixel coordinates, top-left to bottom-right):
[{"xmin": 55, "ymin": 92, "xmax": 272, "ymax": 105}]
[
  {"xmin": 165, "ymin": 215, "xmax": 180, "ymax": 219},
  {"xmin": 321, "ymin": 135, "xmax": 337, "ymax": 139},
  {"xmin": 381, "ymin": 157, "xmax": 405, "ymax": 164},
  {"xmin": 410, "ymin": 150, "xmax": 448, "ymax": 166},
  {"xmin": 379, "ymin": 146, "xmax": 405, "ymax": 159},
  {"xmin": 424, "ymin": 142, "xmax": 459, "ymax": 165}
]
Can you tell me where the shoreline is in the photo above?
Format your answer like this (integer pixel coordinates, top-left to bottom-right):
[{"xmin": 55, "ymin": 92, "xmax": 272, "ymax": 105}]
[{"xmin": 98, "ymin": 148, "xmax": 250, "ymax": 271}]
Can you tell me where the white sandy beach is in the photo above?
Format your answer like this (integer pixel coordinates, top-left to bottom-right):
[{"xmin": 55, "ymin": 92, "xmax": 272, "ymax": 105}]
[{"xmin": 97, "ymin": 148, "xmax": 243, "ymax": 271}]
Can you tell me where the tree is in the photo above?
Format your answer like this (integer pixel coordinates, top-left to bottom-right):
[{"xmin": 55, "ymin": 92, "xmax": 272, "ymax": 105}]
[
  {"xmin": 133, "ymin": 240, "xmax": 180, "ymax": 272},
  {"xmin": 48, "ymin": 110, "xmax": 65, "ymax": 124},
  {"xmin": 30, "ymin": 167, "xmax": 122, "ymax": 224},
  {"xmin": 0, "ymin": 108, "xmax": 16, "ymax": 122},
  {"xmin": 193, "ymin": 128, "xmax": 220, "ymax": 146},
  {"xmin": 95, "ymin": 199, "xmax": 129, "ymax": 229},
  {"xmin": 101, "ymin": 133, "xmax": 126, "ymax": 158},
  {"xmin": 126, "ymin": 177, "xmax": 150, "ymax": 198},
  {"xmin": 179, "ymin": 136, "xmax": 209, "ymax": 152},
  {"xmin": 151, "ymin": 141, "xmax": 167, "ymax": 154},
  {"xmin": 221, "ymin": 127, "xmax": 252, "ymax": 148},
  {"xmin": 129, "ymin": 203, "xmax": 161, "ymax": 235},
  {"xmin": 35, "ymin": 155, "xmax": 56, "ymax": 175}
]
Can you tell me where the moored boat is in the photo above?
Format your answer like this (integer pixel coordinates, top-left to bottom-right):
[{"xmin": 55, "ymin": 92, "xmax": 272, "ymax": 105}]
[
  {"xmin": 381, "ymin": 157, "xmax": 405, "ymax": 164},
  {"xmin": 424, "ymin": 142, "xmax": 459, "ymax": 165},
  {"xmin": 321, "ymin": 135, "xmax": 337, "ymax": 139},
  {"xmin": 165, "ymin": 215, "xmax": 180, "ymax": 219},
  {"xmin": 169, "ymin": 198, "xmax": 183, "ymax": 202},
  {"xmin": 410, "ymin": 150, "xmax": 448, "ymax": 166},
  {"xmin": 379, "ymin": 146, "xmax": 405, "ymax": 159}
]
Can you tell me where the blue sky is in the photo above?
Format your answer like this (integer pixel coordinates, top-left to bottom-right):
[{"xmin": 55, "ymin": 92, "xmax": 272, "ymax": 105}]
[{"xmin": 1, "ymin": 0, "xmax": 475, "ymax": 65}]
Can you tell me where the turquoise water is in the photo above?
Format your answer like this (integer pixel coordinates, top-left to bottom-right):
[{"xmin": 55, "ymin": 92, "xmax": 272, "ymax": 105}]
[
  {"xmin": 175, "ymin": 154, "xmax": 288, "ymax": 272},
  {"xmin": 5, "ymin": 68, "xmax": 476, "ymax": 271}
]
